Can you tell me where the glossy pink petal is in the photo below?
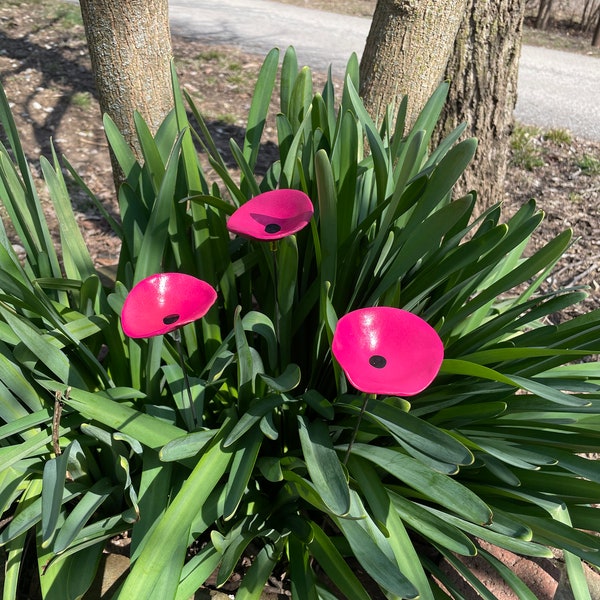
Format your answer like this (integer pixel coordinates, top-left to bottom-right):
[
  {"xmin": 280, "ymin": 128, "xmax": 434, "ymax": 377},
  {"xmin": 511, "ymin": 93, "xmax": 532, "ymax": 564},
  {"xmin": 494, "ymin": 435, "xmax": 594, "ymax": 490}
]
[
  {"xmin": 332, "ymin": 307, "xmax": 444, "ymax": 396},
  {"xmin": 227, "ymin": 189, "xmax": 314, "ymax": 240},
  {"xmin": 121, "ymin": 273, "xmax": 217, "ymax": 338}
]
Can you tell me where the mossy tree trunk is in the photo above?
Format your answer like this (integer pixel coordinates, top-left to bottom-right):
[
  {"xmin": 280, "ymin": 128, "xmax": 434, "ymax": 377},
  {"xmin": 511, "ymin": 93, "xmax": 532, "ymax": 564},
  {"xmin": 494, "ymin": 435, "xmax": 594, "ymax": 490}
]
[
  {"xmin": 359, "ymin": 0, "xmax": 467, "ymax": 128},
  {"xmin": 434, "ymin": 0, "xmax": 526, "ymax": 213},
  {"xmin": 79, "ymin": 0, "xmax": 174, "ymax": 188}
]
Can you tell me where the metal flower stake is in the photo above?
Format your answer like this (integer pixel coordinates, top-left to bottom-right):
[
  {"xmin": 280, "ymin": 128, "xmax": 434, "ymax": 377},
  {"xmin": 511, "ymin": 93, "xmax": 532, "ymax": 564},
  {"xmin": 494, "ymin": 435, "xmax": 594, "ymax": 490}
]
[
  {"xmin": 121, "ymin": 272, "xmax": 217, "ymax": 426},
  {"xmin": 226, "ymin": 188, "xmax": 313, "ymax": 342},
  {"xmin": 332, "ymin": 307, "xmax": 444, "ymax": 462}
]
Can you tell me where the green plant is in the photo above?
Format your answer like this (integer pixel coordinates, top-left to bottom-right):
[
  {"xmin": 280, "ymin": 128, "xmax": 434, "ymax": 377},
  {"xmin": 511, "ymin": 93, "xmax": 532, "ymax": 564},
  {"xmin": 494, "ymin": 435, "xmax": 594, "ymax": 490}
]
[
  {"xmin": 196, "ymin": 48, "xmax": 227, "ymax": 62},
  {"xmin": 50, "ymin": 3, "xmax": 83, "ymax": 28},
  {"xmin": 215, "ymin": 112, "xmax": 238, "ymax": 125},
  {"xmin": 1, "ymin": 47, "xmax": 600, "ymax": 600},
  {"xmin": 70, "ymin": 91, "xmax": 92, "ymax": 109},
  {"xmin": 569, "ymin": 191, "xmax": 583, "ymax": 202},
  {"xmin": 544, "ymin": 127, "xmax": 573, "ymax": 145},
  {"xmin": 511, "ymin": 123, "xmax": 545, "ymax": 170},
  {"xmin": 577, "ymin": 153, "xmax": 600, "ymax": 175}
]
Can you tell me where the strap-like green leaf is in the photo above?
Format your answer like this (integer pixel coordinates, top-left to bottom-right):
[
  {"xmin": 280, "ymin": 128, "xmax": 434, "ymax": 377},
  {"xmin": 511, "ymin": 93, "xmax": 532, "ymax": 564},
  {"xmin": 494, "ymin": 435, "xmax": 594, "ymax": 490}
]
[
  {"xmin": 102, "ymin": 113, "xmax": 140, "ymax": 185},
  {"xmin": 333, "ymin": 491, "xmax": 419, "ymax": 599},
  {"xmin": 223, "ymin": 427, "xmax": 263, "ymax": 520},
  {"xmin": 134, "ymin": 111, "xmax": 166, "ymax": 191},
  {"xmin": 425, "ymin": 505, "xmax": 553, "ymax": 558},
  {"xmin": 441, "ymin": 359, "xmax": 590, "ymax": 407},
  {"xmin": 224, "ymin": 394, "xmax": 286, "ymax": 448},
  {"xmin": 243, "ymin": 47, "xmax": 279, "ymax": 171},
  {"xmin": 280, "ymin": 46, "xmax": 299, "ymax": 116},
  {"xmin": 308, "ymin": 522, "xmax": 371, "ymax": 600},
  {"xmin": 235, "ymin": 539, "xmax": 284, "ymax": 600},
  {"xmin": 350, "ymin": 443, "xmax": 492, "ymax": 526},
  {"xmin": 349, "ymin": 456, "xmax": 436, "ymax": 599},
  {"xmin": 40, "ymin": 151, "xmax": 96, "ymax": 282},
  {"xmin": 47, "ymin": 384, "xmax": 185, "ymax": 450},
  {"xmin": 37, "ymin": 535, "xmax": 105, "ymax": 600},
  {"xmin": 260, "ymin": 364, "xmax": 301, "ymax": 393},
  {"xmin": 297, "ymin": 415, "xmax": 350, "ymax": 516},
  {"xmin": 160, "ymin": 429, "xmax": 216, "ymax": 461},
  {"xmin": 175, "ymin": 542, "xmax": 221, "ymax": 600},
  {"xmin": 389, "ymin": 491, "xmax": 477, "ymax": 556},
  {"xmin": 315, "ymin": 150, "xmax": 337, "ymax": 288},
  {"xmin": 41, "ymin": 445, "xmax": 73, "ymax": 547},
  {"xmin": 52, "ymin": 478, "xmax": 114, "ymax": 553},
  {"xmin": 115, "ymin": 419, "xmax": 234, "ymax": 599},
  {"xmin": 133, "ymin": 129, "xmax": 186, "ymax": 282},
  {"xmin": 288, "ymin": 534, "xmax": 319, "ymax": 600}
]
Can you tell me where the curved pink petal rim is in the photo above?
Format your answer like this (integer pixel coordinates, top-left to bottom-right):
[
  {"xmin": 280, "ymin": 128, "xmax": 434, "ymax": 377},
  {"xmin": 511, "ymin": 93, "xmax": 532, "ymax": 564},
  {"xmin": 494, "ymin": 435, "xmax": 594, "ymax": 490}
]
[
  {"xmin": 227, "ymin": 189, "xmax": 314, "ymax": 241},
  {"xmin": 332, "ymin": 307, "xmax": 444, "ymax": 396},
  {"xmin": 121, "ymin": 273, "xmax": 217, "ymax": 338}
]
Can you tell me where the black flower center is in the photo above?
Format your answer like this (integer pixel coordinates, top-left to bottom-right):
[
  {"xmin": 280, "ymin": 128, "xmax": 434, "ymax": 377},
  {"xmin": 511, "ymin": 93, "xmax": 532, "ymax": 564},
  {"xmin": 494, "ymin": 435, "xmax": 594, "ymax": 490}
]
[
  {"xmin": 163, "ymin": 314, "xmax": 180, "ymax": 325},
  {"xmin": 369, "ymin": 355, "xmax": 387, "ymax": 369},
  {"xmin": 265, "ymin": 223, "xmax": 282, "ymax": 234}
]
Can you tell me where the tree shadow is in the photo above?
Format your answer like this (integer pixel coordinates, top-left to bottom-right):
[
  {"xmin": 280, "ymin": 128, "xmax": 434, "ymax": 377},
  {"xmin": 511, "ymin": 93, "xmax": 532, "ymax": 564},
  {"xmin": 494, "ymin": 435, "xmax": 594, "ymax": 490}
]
[
  {"xmin": 0, "ymin": 20, "xmax": 281, "ymax": 262},
  {"xmin": 0, "ymin": 20, "xmax": 97, "ymax": 160},
  {"xmin": 192, "ymin": 115, "xmax": 280, "ymax": 178},
  {"xmin": 0, "ymin": 23, "xmax": 279, "ymax": 175}
]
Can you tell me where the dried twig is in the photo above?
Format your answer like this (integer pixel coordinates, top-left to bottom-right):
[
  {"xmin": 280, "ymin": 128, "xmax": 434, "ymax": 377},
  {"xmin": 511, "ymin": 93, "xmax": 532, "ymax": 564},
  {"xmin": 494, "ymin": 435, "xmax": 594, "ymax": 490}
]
[
  {"xmin": 52, "ymin": 387, "xmax": 70, "ymax": 456},
  {"xmin": 566, "ymin": 262, "xmax": 600, "ymax": 287}
]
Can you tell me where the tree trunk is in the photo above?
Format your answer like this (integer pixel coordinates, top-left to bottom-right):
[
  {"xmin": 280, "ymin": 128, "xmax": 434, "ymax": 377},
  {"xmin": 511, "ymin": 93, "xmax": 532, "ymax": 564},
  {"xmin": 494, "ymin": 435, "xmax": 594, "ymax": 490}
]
[
  {"xmin": 434, "ymin": 0, "xmax": 526, "ymax": 214},
  {"xmin": 593, "ymin": 9, "xmax": 600, "ymax": 46},
  {"xmin": 79, "ymin": 0, "xmax": 174, "ymax": 186},
  {"xmin": 535, "ymin": 0, "xmax": 554, "ymax": 29},
  {"xmin": 581, "ymin": 0, "xmax": 594, "ymax": 32},
  {"xmin": 359, "ymin": 0, "xmax": 467, "ymax": 128}
]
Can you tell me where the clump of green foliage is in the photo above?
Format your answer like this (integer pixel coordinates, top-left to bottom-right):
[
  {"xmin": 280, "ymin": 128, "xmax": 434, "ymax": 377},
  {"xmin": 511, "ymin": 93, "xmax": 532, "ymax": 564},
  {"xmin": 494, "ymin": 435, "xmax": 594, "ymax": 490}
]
[
  {"xmin": 1, "ymin": 48, "xmax": 599, "ymax": 600},
  {"xmin": 510, "ymin": 123, "xmax": 546, "ymax": 170},
  {"xmin": 578, "ymin": 153, "xmax": 600, "ymax": 175},
  {"xmin": 544, "ymin": 127, "xmax": 573, "ymax": 145}
]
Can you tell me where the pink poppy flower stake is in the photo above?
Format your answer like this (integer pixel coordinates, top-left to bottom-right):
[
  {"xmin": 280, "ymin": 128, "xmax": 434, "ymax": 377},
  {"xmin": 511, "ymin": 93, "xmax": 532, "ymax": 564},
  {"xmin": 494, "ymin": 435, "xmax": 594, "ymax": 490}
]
[
  {"xmin": 226, "ymin": 189, "xmax": 314, "ymax": 243},
  {"xmin": 331, "ymin": 307, "xmax": 444, "ymax": 463},
  {"xmin": 227, "ymin": 189, "xmax": 314, "ymax": 340},
  {"xmin": 121, "ymin": 273, "xmax": 218, "ymax": 427}
]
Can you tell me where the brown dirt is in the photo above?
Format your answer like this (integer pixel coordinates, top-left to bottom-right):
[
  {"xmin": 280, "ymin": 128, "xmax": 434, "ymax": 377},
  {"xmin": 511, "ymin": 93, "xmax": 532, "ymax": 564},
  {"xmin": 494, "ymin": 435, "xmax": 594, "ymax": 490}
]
[{"xmin": 0, "ymin": 4, "xmax": 599, "ymax": 598}]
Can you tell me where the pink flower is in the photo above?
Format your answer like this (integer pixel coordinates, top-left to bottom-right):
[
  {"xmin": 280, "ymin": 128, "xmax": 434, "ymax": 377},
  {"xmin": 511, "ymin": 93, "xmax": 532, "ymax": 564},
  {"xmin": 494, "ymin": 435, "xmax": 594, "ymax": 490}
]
[
  {"xmin": 331, "ymin": 307, "xmax": 444, "ymax": 396},
  {"xmin": 226, "ymin": 189, "xmax": 314, "ymax": 241},
  {"xmin": 121, "ymin": 273, "xmax": 217, "ymax": 338}
]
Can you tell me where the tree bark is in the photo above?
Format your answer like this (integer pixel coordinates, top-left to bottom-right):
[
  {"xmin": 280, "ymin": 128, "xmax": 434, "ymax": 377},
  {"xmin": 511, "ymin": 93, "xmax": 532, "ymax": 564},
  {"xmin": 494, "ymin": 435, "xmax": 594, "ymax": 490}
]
[
  {"xmin": 593, "ymin": 9, "xmax": 600, "ymax": 46},
  {"xmin": 581, "ymin": 0, "xmax": 594, "ymax": 32},
  {"xmin": 434, "ymin": 0, "xmax": 526, "ymax": 213},
  {"xmin": 535, "ymin": 0, "xmax": 554, "ymax": 29},
  {"xmin": 359, "ymin": 0, "xmax": 467, "ymax": 128},
  {"xmin": 79, "ymin": 0, "xmax": 174, "ymax": 184}
]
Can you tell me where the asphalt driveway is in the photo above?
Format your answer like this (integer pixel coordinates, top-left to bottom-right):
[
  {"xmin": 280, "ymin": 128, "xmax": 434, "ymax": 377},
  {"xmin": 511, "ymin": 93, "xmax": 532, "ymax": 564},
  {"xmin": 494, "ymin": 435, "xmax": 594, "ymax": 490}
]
[{"xmin": 168, "ymin": 0, "xmax": 600, "ymax": 141}]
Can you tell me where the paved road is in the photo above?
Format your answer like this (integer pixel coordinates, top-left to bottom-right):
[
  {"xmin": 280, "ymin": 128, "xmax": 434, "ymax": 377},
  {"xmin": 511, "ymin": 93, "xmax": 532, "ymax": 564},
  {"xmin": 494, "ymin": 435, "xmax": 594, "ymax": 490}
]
[
  {"xmin": 516, "ymin": 45, "xmax": 599, "ymax": 140},
  {"xmin": 169, "ymin": 0, "xmax": 600, "ymax": 141}
]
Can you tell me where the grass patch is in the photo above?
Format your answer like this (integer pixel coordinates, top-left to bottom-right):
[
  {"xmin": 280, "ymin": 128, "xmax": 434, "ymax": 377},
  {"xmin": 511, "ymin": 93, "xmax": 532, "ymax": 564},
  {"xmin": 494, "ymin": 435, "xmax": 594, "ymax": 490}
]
[
  {"xmin": 577, "ymin": 153, "xmax": 600, "ymax": 175},
  {"xmin": 215, "ymin": 113, "xmax": 238, "ymax": 125},
  {"xmin": 225, "ymin": 61, "xmax": 244, "ymax": 84},
  {"xmin": 511, "ymin": 124, "xmax": 545, "ymax": 170},
  {"xmin": 71, "ymin": 91, "xmax": 92, "ymax": 109},
  {"xmin": 568, "ymin": 192, "xmax": 583, "ymax": 202},
  {"xmin": 50, "ymin": 3, "xmax": 83, "ymax": 27},
  {"xmin": 196, "ymin": 49, "xmax": 227, "ymax": 62},
  {"xmin": 544, "ymin": 128, "xmax": 572, "ymax": 145}
]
